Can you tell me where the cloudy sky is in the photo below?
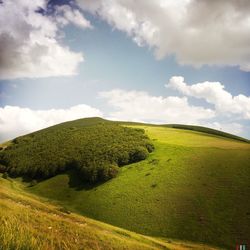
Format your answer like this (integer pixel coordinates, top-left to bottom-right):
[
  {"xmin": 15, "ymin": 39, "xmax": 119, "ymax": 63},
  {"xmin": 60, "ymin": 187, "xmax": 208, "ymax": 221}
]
[{"xmin": 0, "ymin": 0, "xmax": 250, "ymax": 142}]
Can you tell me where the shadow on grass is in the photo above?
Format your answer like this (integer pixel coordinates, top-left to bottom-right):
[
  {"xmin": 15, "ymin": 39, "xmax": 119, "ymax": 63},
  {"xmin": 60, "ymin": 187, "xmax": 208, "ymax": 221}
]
[
  {"xmin": 11, "ymin": 169, "xmax": 101, "ymax": 191},
  {"xmin": 67, "ymin": 170, "xmax": 103, "ymax": 191}
]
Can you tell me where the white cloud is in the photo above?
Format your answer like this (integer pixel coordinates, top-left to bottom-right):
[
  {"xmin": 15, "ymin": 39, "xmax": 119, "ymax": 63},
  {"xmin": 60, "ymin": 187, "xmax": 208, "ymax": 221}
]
[
  {"xmin": 0, "ymin": 0, "xmax": 91, "ymax": 79},
  {"xmin": 99, "ymin": 89, "xmax": 215, "ymax": 124},
  {"xmin": 167, "ymin": 76, "xmax": 250, "ymax": 119},
  {"xmin": 0, "ymin": 105, "xmax": 102, "ymax": 142},
  {"xmin": 99, "ymin": 81, "xmax": 249, "ymax": 138},
  {"xmin": 0, "ymin": 82, "xmax": 248, "ymax": 141},
  {"xmin": 78, "ymin": 0, "xmax": 250, "ymax": 71},
  {"xmin": 55, "ymin": 4, "xmax": 92, "ymax": 29}
]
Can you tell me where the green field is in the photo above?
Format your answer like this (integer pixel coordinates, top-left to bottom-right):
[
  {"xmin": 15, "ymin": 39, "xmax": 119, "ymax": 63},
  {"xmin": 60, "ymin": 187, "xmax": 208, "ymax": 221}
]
[
  {"xmin": 28, "ymin": 122, "xmax": 250, "ymax": 249},
  {"xmin": 0, "ymin": 176, "xmax": 220, "ymax": 250},
  {"xmin": 1, "ymin": 118, "xmax": 250, "ymax": 249}
]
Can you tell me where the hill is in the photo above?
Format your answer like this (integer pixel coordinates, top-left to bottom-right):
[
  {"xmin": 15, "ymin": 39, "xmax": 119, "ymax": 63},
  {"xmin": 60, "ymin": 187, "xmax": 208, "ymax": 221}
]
[
  {"xmin": 0, "ymin": 118, "xmax": 154, "ymax": 183},
  {"xmin": 1, "ymin": 117, "xmax": 250, "ymax": 249},
  {"xmin": 163, "ymin": 124, "xmax": 250, "ymax": 143},
  {"xmin": 0, "ymin": 176, "xmax": 220, "ymax": 250},
  {"xmin": 118, "ymin": 121, "xmax": 249, "ymax": 143}
]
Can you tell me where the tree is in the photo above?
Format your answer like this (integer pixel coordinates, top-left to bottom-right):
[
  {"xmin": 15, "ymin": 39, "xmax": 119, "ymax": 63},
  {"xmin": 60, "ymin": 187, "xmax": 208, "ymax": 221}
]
[
  {"xmin": 130, "ymin": 147, "xmax": 149, "ymax": 162},
  {"xmin": 118, "ymin": 151, "xmax": 129, "ymax": 166},
  {"xmin": 98, "ymin": 164, "xmax": 119, "ymax": 181}
]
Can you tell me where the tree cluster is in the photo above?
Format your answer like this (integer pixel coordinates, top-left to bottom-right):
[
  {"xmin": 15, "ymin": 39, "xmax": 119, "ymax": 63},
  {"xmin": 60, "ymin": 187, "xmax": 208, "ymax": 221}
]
[{"xmin": 0, "ymin": 121, "xmax": 154, "ymax": 183}]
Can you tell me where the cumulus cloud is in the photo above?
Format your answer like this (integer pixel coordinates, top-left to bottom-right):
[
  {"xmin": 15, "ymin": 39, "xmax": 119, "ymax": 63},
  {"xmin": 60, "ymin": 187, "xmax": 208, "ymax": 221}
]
[
  {"xmin": 1, "ymin": 81, "xmax": 248, "ymax": 141},
  {"xmin": 99, "ymin": 83, "xmax": 249, "ymax": 137},
  {"xmin": 77, "ymin": 0, "xmax": 250, "ymax": 70},
  {"xmin": 99, "ymin": 89, "xmax": 215, "ymax": 124},
  {"xmin": 0, "ymin": 0, "xmax": 91, "ymax": 79},
  {"xmin": 0, "ymin": 105, "xmax": 102, "ymax": 142},
  {"xmin": 167, "ymin": 76, "xmax": 250, "ymax": 119},
  {"xmin": 55, "ymin": 4, "xmax": 92, "ymax": 29}
]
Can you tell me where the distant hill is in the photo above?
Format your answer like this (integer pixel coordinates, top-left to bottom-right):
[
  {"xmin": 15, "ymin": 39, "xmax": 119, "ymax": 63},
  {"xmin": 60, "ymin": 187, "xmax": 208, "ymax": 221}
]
[
  {"xmin": 118, "ymin": 120, "xmax": 249, "ymax": 143},
  {"xmin": 164, "ymin": 124, "xmax": 249, "ymax": 143}
]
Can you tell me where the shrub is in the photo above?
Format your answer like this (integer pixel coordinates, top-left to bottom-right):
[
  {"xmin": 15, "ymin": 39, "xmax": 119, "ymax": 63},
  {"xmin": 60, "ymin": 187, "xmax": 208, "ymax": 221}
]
[
  {"xmin": 130, "ymin": 147, "xmax": 149, "ymax": 162},
  {"xmin": 145, "ymin": 143, "xmax": 154, "ymax": 153},
  {"xmin": 98, "ymin": 164, "xmax": 119, "ymax": 181},
  {"xmin": 118, "ymin": 152, "xmax": 130, "ymax": 166}
]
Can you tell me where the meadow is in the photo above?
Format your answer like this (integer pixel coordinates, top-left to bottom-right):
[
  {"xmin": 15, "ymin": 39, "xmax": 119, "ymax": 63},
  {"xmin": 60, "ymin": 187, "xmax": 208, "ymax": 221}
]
[
  {"xmin": 1, "ymin": 118, "xmax": 249, "ymax": 249},
  {"xmin": 30, "ymin": 123, "xmax": 250, "ymax": 249},
  {"xmin": 0, "ymin": 176, "xmax": 220, "ymax": 250}
]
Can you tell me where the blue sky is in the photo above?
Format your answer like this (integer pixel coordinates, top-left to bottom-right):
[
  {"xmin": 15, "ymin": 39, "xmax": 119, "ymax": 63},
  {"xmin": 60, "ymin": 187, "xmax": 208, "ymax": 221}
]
[{"xmin": 0, "ymin": 0, "xmax": 250, "ymax": 141}]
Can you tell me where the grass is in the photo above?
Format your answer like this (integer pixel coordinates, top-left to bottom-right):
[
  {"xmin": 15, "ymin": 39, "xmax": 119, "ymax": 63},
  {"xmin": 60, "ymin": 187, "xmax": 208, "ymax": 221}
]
[
  {"xmin": 1, "ymin": 117, "xmax": 250, "ymax": 249},
  {"xmin": 118, "ymin": 121, "xmax": 250, "ymax": 143},
  {"xmin": 0, "ymin": 177, "xmax": 220, "ymax": 250},
  {"xmin": 29, "ymin": 124, "xmax": 250, "ymax": 249},
  {"xmin": 163, "ymin": 124, "xmax": 250, "ymax": 143}
]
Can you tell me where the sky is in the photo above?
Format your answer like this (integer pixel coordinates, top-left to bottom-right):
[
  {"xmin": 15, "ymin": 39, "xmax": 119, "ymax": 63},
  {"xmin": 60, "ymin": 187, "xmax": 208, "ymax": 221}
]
[{"xmin": 0, "ymin": 0, "xmax": 250, "ymax": 142}]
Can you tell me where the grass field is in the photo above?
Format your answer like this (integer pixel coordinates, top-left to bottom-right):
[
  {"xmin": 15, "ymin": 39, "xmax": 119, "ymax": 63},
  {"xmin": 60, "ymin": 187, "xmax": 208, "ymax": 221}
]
[
  {"xmin": 0, "ymin": 176, "xmax": 221, "ymax": 250},
  {"xmin": 28, "ymin": 124, "xmax": 250, "ymax": 249}
]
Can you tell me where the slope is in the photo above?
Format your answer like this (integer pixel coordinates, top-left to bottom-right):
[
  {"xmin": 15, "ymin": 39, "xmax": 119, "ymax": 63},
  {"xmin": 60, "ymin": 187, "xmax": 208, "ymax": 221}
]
[
  {"xmin": 0, "ymin": 176, "xmax": 220, "ymax": 250},
  {"xmin": 29, "ymin": 123, "xmax": 250, "ymax": 249}
]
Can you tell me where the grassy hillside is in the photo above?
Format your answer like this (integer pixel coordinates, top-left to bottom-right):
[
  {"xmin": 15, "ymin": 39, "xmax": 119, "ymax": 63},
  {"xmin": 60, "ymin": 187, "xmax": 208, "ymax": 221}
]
[
  {"xmin": 0, "ymin": 176, "xmax": 220, "ymax": 250},
  {"xmin": 1, "ymin": 117, "xmax": 249, "ymax": 249},
  {"xmin": 118, "ymin": 121, "xmax": 250, "ymax": 143},
  {"xmin": 27, "ymin": 122, "xmax": 250, "ymax": 249},
  {"xmin": 164, "ymin": 124, "xmax": 250, "ymax": 143}
]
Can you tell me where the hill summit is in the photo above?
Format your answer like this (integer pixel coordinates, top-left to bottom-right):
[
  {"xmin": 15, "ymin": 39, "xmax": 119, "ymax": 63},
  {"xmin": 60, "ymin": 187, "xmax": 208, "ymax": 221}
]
[{"xmin": 0, "ymin": 118, "xmax": 154, "ymax": 183}]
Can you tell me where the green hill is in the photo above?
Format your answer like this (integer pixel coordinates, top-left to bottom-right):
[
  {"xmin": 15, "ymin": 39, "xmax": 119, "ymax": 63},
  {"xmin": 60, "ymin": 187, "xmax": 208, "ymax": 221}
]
[
  {"xmin": 0, "ymin": 118, "xmax": 154, "ymax": 183},
  {"xmin": 1, "ymin": 176, "xmax": 221, "ymax": 250},
  {"xmin": 1, "ymin": 117, "xmax": 250, "ymax": 249},
  {"xmin": 118, "ymin": 121, "xmax": 249, "ymax": 143},
  {"xmin": 163, "ymin": 124, "xmax": 250, "ymax": 143}
]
